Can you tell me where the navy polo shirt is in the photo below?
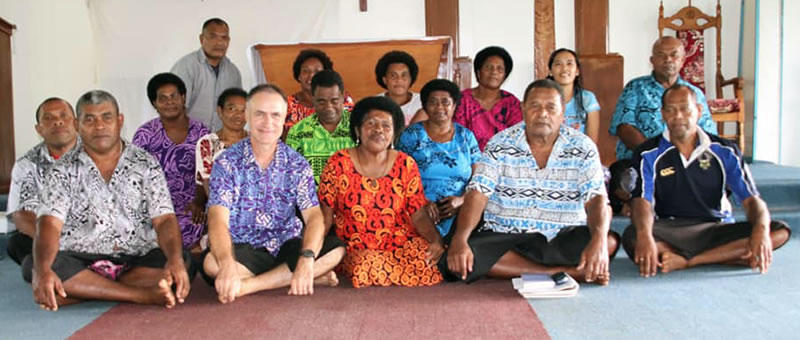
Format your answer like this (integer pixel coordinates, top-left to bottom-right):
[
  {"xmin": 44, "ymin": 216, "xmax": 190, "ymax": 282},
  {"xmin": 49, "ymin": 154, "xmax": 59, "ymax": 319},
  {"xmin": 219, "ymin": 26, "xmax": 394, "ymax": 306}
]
[{"xmin": 631, "ymin": 129, "xmax": 758, "ymax": 222}]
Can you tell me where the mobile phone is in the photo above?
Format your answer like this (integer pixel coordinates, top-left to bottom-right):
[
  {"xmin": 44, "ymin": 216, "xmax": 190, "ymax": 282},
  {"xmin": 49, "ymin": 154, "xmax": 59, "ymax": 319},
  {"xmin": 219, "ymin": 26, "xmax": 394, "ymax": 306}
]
[{"xmin": 551, "ymin": 271, "xmax": 569, "ymax": 285}]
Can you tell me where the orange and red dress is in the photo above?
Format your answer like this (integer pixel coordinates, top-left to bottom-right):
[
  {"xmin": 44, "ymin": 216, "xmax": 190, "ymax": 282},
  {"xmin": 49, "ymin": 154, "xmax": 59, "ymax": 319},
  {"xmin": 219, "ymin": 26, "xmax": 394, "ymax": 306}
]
[{"xmin": 318, "ymin": 149, "xmax": 443, "ymax": 288}]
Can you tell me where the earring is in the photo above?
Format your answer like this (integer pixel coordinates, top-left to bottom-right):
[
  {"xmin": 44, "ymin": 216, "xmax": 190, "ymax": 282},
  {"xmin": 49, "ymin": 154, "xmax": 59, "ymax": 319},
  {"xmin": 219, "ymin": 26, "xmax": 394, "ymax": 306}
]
[
  {"xmin": 356, "ymin": 136, "xmax": 360, "ymax": 145},
  {"xmin": 390, "ymin": 141, "xmax": 394, "ymax": 149}
]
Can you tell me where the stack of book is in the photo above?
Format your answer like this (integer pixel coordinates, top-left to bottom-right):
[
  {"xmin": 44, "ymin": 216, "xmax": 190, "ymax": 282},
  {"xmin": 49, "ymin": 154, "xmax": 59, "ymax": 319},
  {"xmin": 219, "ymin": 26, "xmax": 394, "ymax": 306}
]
[{"xmin": 511, "ymin": 272, "xmax": 579, "ymax": 298}]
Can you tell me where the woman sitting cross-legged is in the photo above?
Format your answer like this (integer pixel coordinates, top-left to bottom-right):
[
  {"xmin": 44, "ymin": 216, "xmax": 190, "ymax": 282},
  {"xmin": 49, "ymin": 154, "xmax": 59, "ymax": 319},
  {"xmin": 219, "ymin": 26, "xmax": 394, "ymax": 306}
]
[
  {"xmin": 397, "ymin": 79, "xmax": 481, "ymax": 239},
  {"xmin": 318, "ymin": 96, "xmax": 445, "ymax": 287}
]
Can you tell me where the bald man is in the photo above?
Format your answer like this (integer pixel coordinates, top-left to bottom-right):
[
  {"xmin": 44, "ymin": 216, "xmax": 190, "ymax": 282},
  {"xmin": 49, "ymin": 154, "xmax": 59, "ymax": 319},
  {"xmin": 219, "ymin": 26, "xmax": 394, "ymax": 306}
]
[{"xmin": 607, "ymin": 37, "xmax": 718, "ymax": 214}]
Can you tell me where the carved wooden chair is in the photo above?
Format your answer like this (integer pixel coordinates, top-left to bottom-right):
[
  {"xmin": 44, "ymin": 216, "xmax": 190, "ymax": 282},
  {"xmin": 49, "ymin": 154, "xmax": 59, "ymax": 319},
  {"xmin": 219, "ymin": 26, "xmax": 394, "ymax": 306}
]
[{"xmin": 659, "ymin": 0, "xmax": 746, "ymax": 153}]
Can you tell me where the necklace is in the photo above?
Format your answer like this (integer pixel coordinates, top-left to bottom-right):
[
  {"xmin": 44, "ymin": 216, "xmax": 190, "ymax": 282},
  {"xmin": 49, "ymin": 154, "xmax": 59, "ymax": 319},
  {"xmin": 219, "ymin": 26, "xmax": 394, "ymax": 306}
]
[{"xmin": 355, "ymin": 147, "xmax": 392, "ymax": 182}]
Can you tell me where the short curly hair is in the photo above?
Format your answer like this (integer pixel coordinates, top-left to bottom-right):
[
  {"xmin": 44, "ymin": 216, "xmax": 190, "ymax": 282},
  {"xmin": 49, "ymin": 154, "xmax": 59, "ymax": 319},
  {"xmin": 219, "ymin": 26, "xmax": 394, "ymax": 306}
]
[
  {"xmin": 419, "ymin": 79, "xmax": 461, "ymax": 108},
  {"xmin": 292, "ymin": 49, "xmax": 334, "ymax": 81},
  {"xmin": 217, "ymin": 87, "xmax": 248, "ymax": 108},
  {"xmin": 474, "ymin": 46, "xmax": 513, "ymax": 83},
  {"xmin": 147, "ymin": 73, "xmax": 187, "ymax": 107},
  {"xmin": 349, "ymin": 96, "xmax": 405, "ymax": 145},
  {"xmin": 374, "ymin": 50, "xmax": 419, "ymax": 89}
]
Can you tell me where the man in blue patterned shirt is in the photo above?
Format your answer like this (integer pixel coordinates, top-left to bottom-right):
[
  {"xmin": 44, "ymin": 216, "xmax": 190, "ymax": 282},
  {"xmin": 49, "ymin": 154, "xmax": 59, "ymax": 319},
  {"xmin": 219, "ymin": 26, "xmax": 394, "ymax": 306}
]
[
  {"xmin": 204, "ymin": 84, "xmax": 345, "ymax": 303},
  {"xmin": 443, "ymin": 79, "xmax": 619, "ymax": 285},
  {"xmin": 610, "ymin": 36, "xmax": 718, "ymax": 161}
]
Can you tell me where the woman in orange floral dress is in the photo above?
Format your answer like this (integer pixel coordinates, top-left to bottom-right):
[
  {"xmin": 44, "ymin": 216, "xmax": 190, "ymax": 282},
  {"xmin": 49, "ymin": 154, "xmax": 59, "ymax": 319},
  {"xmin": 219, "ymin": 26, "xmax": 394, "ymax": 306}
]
[{"xmin": 318, "ymin": 96, "xmax": 445, "ymax": 288}]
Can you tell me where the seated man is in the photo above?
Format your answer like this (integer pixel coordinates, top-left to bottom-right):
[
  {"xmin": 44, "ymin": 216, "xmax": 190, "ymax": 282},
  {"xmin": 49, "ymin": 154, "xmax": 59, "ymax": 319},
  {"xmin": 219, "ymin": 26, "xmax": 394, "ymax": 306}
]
[
  {"xmin": 622, "ymin": 84, "xmax": 791, "ymax": 277},
  {"xmin": 203, "ymin": 84, "xmax": 345, "ymax": 303},
  {"xmin": 285, "ymin": 70, "xmax": 355, "ymax": 182},
  {"xmin": 7, "ymin": 98, "xmax": 80, "ymax": 265},
  {"xmin": 25, "ymin": 90, "xmax": 191, "ymax": 311},
  {"xmin": 443, "ymin": 79, "xmax": 619, "ymax": 285},
  {"xmin": 608, "ymin": 36, "xmax": 718, "ymax": 214}
]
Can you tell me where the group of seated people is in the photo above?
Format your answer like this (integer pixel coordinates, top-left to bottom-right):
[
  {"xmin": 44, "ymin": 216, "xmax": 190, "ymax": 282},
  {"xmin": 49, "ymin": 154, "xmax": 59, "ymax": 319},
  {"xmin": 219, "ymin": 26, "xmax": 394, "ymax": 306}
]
[{"xmin": 4, "ymin": 18, "xmax": 791, "ymax": 311}]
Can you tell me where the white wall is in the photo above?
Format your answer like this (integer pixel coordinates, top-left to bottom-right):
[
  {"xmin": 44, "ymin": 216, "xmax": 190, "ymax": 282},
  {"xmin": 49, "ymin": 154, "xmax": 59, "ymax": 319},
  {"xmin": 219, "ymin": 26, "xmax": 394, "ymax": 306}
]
[
  {"xmin": 459, "ymin": 0, "xmax": 535, "ymax": 99},
  {"xmin": 3, "ymin": 0, "xmax": 426, "ymax": 156},
  {"xmin": 752, "ymin": 0, "xmax": 782, "ymax": 163},
  {"xmin": 779, "ymin": 0, "xmax": 799, "ymax": 166},
  {"xmin": 0, "ymin": 0, "xmax": 95, "ymax": 159}
]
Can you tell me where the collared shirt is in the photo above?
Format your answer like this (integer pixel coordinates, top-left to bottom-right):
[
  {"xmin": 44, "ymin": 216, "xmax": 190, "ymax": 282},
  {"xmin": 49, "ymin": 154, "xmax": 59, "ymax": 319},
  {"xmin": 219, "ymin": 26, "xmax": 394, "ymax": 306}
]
[
  {"xmin": 208, "ymin": 139, "xmax": 318, "ymax": 255},
  {"xmin": 133, "ymin": 118, "xmax": 209, "ymax": 248},
  {"xmin": 7, "ymin": 139, "xmax": 82, "ymax": 220},
  {"xmin": 284, "ymin": 93, "xmax": 355, "ymax": 136},
  {"xmin": 37, "ymin": 141, "xmax": 175, "ymax": 256},
  {"xmin": 285, "ymin": 110, "xmax": 355, "ymax": 183},
  {"xmin": 397, "ymin": 122, "xmax": 481, "ymax": 236},
  {"xmin": 467, "ymin": 123, "xmax": 606, "ymax": 240},
  {"xmin": 454, "ymin": 88, "xmax": 523, "ymax": 151},
  {"xmin": 564, "ymin": 89, "xmax": 600, "ymax": 134},
  {"xmin": 609, "ymin": 74, "xmax": 718, "ymax": 160},
  {"xmin": 171, "ymin": 48, "xmax": 242, "ymax": 131},
  {"xmin": 632, "ymin": 129, "xmax": 757, "ymax": 222}
]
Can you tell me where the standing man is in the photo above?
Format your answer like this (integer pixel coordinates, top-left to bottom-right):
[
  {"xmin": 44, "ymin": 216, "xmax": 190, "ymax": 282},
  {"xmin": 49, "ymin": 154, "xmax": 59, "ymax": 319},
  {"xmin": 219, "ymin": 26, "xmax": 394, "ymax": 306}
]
[
  {"xmin": 6, "ymin": 98, "xmax": 81, "ymax": 265},
  {"xmin": 26, "ymin": 90, "xmax": 191, "ymax": 311},
  {"xmin": 171, "ymin": 18, "xmax": 242, "ymax": 131}
]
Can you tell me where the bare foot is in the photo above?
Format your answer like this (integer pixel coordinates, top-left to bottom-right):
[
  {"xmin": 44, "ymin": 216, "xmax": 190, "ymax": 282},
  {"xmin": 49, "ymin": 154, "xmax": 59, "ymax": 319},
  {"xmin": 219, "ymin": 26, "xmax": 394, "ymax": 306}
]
[
  {"xmin": 660, "ymin": 251, "xmax": 689, "ymax": 273},
  {"xmin": 144, "ymin": 278, "xmax": 177, "ymax": 308},
  {"xmin": 314, "ymin": 271, "xmax": 340, "ymax": 287}
]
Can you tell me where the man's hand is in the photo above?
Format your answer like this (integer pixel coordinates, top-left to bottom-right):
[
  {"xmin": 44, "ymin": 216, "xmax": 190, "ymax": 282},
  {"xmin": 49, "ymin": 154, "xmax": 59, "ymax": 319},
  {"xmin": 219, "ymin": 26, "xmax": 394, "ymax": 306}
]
[
  {"xmin": 165, "ymin": 258, "xmax": 191, "ymax": 303},
  {"xmin": 743, "ymin": 227, "xmax": 773, "ymax": 274},
  {"xmin": 426, "ymin": 240, "xmax": 445, "ymax": 265},
  {"xmin": 446, "ymin": 239, "xmax": 473, "ymax": 280},
  {"xmin": 576, "ymin": 236, "xmax": 609, "ymax": 284},
  {"xmin": 635, "ymin": 234, "xmax": 660, "ymax": 277},
  {"xmin": 215, "ymin": 261, "xmax": 241, "ymax": 304},
  {"xmin": 32, "ymin": 268, "xmax": 66, "ymax": 311},
  {"xmin": 437, "ymin": 196, "xmax": 464, "ymax": 220},
  {"xmin": 186, "ymin": 201, "xmax": 207, "ymax": 225},
  {"xmin": 289, "ymin": 257, "xmax": 315, "ymax": 295}
]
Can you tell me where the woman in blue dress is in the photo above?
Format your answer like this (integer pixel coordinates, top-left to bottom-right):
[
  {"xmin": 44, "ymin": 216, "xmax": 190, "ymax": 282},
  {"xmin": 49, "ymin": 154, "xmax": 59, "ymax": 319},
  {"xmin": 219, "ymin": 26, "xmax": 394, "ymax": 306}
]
[
  {"xmin": 547, "ymin": 48, "xmax": 601, "ymax": 144},
  {"xmin": 397, "ymin": 79, "xmax": 481, "ymax": 238}
]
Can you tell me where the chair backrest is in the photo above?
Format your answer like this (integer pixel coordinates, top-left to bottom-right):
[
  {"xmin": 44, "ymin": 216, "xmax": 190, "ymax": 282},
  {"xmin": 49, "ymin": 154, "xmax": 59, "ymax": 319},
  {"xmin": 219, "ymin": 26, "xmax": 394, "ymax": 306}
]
[
  {"xmin": 249, "ymin": 37, "xmax": 453, "ymax": 101},
  {"xmin": 658, "ymin": 0, "xmax": 724, "ymax": 98}
]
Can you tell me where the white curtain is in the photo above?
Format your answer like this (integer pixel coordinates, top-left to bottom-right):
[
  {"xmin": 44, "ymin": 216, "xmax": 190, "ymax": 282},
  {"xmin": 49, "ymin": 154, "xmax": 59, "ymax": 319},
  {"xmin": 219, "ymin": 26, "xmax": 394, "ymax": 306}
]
[{"xmin": 87, "ymin": 0, "xmax": 340, "ymax": 138}]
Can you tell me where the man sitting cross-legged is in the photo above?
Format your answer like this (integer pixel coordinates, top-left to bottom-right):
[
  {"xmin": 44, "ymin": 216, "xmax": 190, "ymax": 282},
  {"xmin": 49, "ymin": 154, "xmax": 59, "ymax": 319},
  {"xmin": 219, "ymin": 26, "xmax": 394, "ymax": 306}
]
[
  {"xmin": 623, "ymin": 84, "xmax": 791, "ymax": 277},
  {"xmin": 442, "ymin": 79, "xmax": 619, "ymax": 285},
  {"xmin": 203, "ymin": 84, "xmax": 345, "ymax": 303},
  {"xmin": 24, "ymin": 90, "xmax": 192, "ymax": 311}
]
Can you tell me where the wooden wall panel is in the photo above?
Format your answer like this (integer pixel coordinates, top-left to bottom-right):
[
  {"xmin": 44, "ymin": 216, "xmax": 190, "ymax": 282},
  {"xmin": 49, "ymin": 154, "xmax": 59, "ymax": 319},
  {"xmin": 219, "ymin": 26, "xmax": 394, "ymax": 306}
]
[
  {"xmin": 425, "ymin": 0, "xmax": 460, "ymax": 55},
  {"xmin": 534, "ymin": 0, "xmax": 555, "ymax": 79},
  {"xmin": 0, "ymin": 18, "xmax": 15, "ymax": 194},
  {"xmin": 574, "ymin": 0, "xmax": 609, "ymax": 55},
  {"xmin": 581, "ymin": 55, "xmax": 623, "ymax": 166}
]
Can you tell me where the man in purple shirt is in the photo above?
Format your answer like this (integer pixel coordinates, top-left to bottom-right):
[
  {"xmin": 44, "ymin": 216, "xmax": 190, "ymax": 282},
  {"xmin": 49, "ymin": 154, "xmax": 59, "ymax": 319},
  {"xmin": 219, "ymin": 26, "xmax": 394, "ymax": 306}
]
[{"xmin": 203, "ymin": 84, "xmax": 345, "ymax": 303}]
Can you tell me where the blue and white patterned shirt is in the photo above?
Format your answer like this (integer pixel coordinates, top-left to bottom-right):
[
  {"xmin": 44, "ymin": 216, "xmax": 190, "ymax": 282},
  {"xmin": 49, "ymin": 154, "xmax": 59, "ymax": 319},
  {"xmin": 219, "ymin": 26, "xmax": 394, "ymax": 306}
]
[
  {"xmin": 208, "ymin": 138, "xmax": 318, "ymax": 255},
  {"xmin": 467, "ymin": 123, "xmax": 606, "ymax": 240},
  {"xmin": 609, "ymin": 74, "xmax": 718, "ymax": 160}
]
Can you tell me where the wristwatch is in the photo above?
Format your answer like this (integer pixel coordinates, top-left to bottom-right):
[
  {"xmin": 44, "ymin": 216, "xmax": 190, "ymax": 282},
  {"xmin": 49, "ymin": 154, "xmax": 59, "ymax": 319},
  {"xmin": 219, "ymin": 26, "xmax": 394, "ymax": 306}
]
[{"xmin": 299, "ymin": 249, "xmax": 316, "ymax": 259}]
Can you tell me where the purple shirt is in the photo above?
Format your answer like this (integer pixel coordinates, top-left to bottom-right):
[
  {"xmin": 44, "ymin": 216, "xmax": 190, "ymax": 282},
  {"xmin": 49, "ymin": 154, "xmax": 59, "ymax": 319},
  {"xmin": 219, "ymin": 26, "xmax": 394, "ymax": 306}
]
[
  {"xmin": 133, "ymin": 118, "xmax": 209, "ymax": 248},
  {"xmin": 453, "ymin": 88, "xmax": 522, "ymax": 151},
  {"xmin": 208, "ymin": 138, "xmax": 318, "ymax": 255}
]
